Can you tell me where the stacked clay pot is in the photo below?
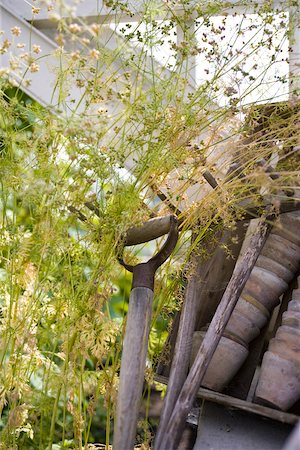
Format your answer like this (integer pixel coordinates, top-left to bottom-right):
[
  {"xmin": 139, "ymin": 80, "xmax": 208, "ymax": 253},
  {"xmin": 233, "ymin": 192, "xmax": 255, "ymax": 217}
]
[
  {"xmin": 254, "ymin": 279, "xmax": 300, "ymax": 410},
  {"xmin": 190, "ymin": 331, "xmax": 249, "ymax": 391},
  {"xmin": 191, "ymin": 211, "xmax": 300, "ymax": 391},
  {"xmin": 225, "ymin": 211, "xmax": 300, "ymax": 345}
]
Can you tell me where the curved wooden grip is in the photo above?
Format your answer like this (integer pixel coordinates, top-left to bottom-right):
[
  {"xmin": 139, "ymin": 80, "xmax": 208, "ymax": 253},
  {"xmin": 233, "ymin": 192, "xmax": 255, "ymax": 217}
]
[
  {"xmin": 119, "ymin": 216, "xmax": 179, "ymax": 289},
  {"xmin": 124, "ymin": 215, "xmax": 174, "ymax": 246}
]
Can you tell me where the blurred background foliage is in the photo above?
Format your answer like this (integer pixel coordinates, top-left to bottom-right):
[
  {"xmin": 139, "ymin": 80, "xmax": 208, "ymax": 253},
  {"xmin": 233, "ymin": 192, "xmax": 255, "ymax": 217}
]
[{"xmin": 0, "ymin": 85, "xmax": 180, "ymax": 448}]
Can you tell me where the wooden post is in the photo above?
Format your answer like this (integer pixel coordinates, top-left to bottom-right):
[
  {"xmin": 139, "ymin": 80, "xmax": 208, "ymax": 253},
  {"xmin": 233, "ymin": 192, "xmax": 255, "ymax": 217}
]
[
  {"xmin": 158, "ymin": 216, "xmax": 271, "ymax": 450},
  {"xmin": 289, "ymin": 5, "xmax": 300, "ymax": 99},
  {"xmin": 155, "ymin": 222, "xmax": 248, "ymax": 448}
]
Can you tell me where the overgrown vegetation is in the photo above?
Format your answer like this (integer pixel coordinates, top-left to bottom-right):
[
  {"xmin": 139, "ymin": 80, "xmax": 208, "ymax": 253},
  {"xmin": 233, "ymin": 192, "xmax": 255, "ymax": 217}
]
[{"xmin": 0, "ymin": 0, "xmax": 299, "ymax": 447}]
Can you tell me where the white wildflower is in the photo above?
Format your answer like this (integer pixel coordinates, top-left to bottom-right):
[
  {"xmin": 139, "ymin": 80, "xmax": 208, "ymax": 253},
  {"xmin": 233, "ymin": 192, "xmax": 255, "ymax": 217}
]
[
  {"xmin": 89, "ymin": 49, "xmax": 100, "ymax": 60},
  {"xmin": 32, "ymin": 6, "xmax": 40, "ymax": 14},
  {"xmin": 29, "ymin": 62, "xmax": 39, "ymax": 72},
  {"xmin": 69, "ymin": 23, "xmax": 82, "ymax": 34},
  {"xmin": 11, "ymin": 26, "xmax": 21, "ymax": 36},
  {"xmin": 32, "ymin": 44, "xmax": 41, "ymax": 54}
]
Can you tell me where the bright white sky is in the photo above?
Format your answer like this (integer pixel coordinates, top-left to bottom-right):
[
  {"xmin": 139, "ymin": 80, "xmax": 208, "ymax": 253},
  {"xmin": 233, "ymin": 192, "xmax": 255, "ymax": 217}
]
[{"xmin": 111, "ymin": 12, "xmax": 289, "ymax": 106}]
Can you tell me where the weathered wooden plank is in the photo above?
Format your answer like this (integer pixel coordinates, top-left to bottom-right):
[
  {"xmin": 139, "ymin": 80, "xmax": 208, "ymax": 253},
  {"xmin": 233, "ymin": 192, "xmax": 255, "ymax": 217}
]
[
  {"xmin": 155, "ymin": 375, "xmax": 300, "ymax": 426},
  {"xmin": 156, "ymin": 310, "xmax": 181, "ymax": 377},
  {"xmin": 154, "ymin": 249, "xmax": 216, "ymax": 448},
  {"xmin": 158, "ymin": 217, "xmax": 271, "ymax": 450},
  {"xmin": 155, "ymin": 228, "xmax": 223, "ymax": 378},
  {"xmin": 113, "ymin": 287, "xmax": 153, "ymax": 450},
  {"xmin": 195, "ymin": 221, "xmax": 249, "ymax": 330}
]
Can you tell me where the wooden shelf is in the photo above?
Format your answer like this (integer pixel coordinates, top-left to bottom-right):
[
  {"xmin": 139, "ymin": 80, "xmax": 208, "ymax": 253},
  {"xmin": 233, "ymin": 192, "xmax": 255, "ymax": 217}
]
[{"xmin": 154, "ymin": 374, "xmax": 300, "ymax": 426}]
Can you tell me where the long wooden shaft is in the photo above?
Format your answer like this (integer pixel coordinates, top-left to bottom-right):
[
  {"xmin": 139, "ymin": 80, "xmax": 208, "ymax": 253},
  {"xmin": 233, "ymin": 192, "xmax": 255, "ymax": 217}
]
[
  {"xmin": 154, "ymin": 253, "xmax": 214, "ymax": 448},
  {"xmin": 158, "ymin": 217, "xmax": 270, "ymax": 450},
  {"xmin": 113, "ymin": 287, "xmax": 153, "ymax": 450}
]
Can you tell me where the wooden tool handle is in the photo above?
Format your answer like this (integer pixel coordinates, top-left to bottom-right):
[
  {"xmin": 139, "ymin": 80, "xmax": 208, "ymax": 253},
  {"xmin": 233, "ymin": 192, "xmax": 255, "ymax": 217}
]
[
  {"xmin": 113, "ymin": 287, "xmax": 153, "ymax": 450},
  {"xmin": 124, "ymin": 215, "xmax": 174, "ymax": 246}
]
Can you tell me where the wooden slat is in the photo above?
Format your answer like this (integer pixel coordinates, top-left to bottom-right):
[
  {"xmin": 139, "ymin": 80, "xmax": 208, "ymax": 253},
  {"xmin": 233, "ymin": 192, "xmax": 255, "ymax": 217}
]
[
  {"xmin": 4, "ymin": 0, "xmax": 289, "ymax": 22},
  {"xmin": 195, "ymin": 221, "xmax": 249, "ymax": 330},
  {"xmin": 154, "ymin": 245, "xmax": 219, "ymax": 447},
  {"xmin": 156, "ymin": 228, "xmax": 224, "ymax": 377},
  {"xmin": 155, "ymin": 375, "xmax": 300, "ymax": 426}
]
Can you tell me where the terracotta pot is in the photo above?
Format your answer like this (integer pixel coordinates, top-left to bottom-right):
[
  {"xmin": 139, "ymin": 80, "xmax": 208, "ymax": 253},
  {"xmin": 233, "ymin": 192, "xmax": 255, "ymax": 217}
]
[
  {"xmin": 243, "ymin": 266, "xmax": 288, "ymax": 311},
  {"xmin": 255, "ymin": 255, "xmax": 294, "ymax": 283},
  {"xmin": 270, "ymin": 327, "xmax": 300, "ymax": 354},
  {"xmin": 255, "ymin": 351, "xmax": 300, "ymax": 411},
  {"xmin": 282, "ymin": 310, "xmax": 300, "ymax": 329},
  {"xmin": 225, "ymin": 309, "xmax": 260, "ymax": 344},
  {"xmin": 236, "ymin": 295, "xmax": 270, "ymax": 329},
  {"xmin": 261, "ymin": 234, "xmax": 300, "ymax": 274},
  {"xmin": 268, "ymin": 337, "xmax": 300, "ymax": 362},
  {"xmin": 288, "ymin": 300, "xmax": 300, "ymax": 312},
  {"xmin": 276, "ymin": 325, "xmax": 300, "ymax": 344},
  {"xmin": 273, "ymin": 211, "xmax": 300, "ymax": 247},
  {"xmin": 291, "ymin": 288, "xmax": 300, "ymax": 302},
  {"xmin": 190, "ymin": 331, "xmax": 249, "ymax": 391}
]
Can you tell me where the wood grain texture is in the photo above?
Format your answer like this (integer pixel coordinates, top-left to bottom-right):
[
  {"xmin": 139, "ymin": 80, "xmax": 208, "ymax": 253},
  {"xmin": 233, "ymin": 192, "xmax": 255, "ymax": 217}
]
[
  {"xmin": 158, "ymin": 217, "xmax": 271, "ymax": 450},
  {"xmin": 156, "ymin": 311, "xmax": 181, "ymax": 377},
  {"xmin": 154, "ymin": 376, "xmax": 299, "ymax": 426},
  {"xmin": 195, "ymin": 222, "xmax": 249, "ymax": 330},
  {"xmin": 155, "ymin": 224, "xmax": 247, "ymax": 448},
  {"xmin": 155, "ymin": 228, "xmax": 223, "ymax": 378},
  {"xmin": 124, "ymin": 216, "xmax": 172, "ymax": 246},
  {"xmin": 154, "ymin": 251, "xmax": 215, "ymax": 448},
  {"xmin": 113, "ymin": 287, "xmax": 153, "ymax": 450}
]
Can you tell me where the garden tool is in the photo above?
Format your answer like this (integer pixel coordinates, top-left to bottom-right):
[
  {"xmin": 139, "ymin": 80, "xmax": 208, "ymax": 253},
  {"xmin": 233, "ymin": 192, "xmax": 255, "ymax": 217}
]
[{"xmin": 113, "ymin": 215, "xmax": 178, "ymax": 450}]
